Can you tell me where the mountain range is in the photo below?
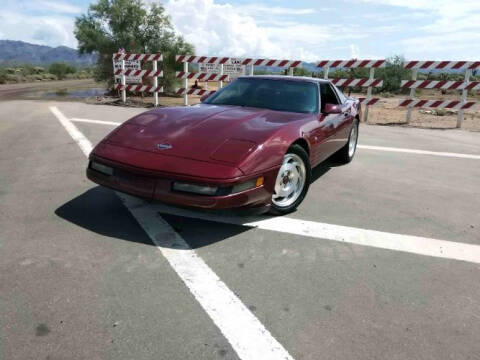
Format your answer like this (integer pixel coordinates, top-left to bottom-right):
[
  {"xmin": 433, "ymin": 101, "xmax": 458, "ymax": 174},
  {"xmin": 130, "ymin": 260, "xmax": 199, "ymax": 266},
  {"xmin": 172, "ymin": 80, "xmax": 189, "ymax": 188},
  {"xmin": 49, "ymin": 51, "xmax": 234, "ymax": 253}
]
[{"xmin": 0, "ymin": 40, "xmax": 97, "ymax": 65}]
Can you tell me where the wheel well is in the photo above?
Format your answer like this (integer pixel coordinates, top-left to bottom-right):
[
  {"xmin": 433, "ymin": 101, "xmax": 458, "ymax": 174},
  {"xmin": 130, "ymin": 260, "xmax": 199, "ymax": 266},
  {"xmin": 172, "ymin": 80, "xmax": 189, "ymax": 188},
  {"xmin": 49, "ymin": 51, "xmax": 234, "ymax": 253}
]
[{"xmin": 291, "ymin": 138, "xmax": 310, "ymax": 155}]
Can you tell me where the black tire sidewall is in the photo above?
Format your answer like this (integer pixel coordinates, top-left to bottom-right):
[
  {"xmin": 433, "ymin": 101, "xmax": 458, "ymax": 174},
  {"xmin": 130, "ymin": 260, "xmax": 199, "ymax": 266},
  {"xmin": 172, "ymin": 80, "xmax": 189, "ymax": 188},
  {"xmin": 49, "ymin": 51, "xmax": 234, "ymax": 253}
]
[
  {"xmin": 270, "ymin": 145, "xmax": 311, "ymax": 215},
  {"xmin": 348, "ymin": 120, "xmax": 359, "ymax": 161},
  {"xmin": 335, "ymin": 119, "xmax": 359, "ymax": 164}
]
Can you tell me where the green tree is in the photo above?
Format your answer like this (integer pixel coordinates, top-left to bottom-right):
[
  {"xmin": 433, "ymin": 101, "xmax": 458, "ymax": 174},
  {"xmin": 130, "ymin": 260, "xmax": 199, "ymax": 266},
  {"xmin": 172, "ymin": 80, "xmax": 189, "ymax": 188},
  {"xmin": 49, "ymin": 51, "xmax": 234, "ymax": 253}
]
[
  {"xmin": 376, "ymin": 55, "xmax": 411, "ymax": 94},
  {"xmin": 48, "ymin": 63, "xmax": 77, "ymax": 80},
  {"xmin": 292, "ymin": 67, "xmax": 311, "ymax": 77},
  {"xmin": 74, "ymin": 0, "xmax": 194, "ymax": 91}
]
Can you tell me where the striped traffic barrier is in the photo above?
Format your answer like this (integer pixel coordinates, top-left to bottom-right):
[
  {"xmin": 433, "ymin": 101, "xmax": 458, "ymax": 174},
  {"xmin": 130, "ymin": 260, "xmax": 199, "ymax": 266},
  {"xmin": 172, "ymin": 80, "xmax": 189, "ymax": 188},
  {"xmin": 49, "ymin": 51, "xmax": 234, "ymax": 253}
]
[
  {"xmin": 114, "ymin": 84, "xmax": 164, "ymax": 93},
  {"xmin": 401, "ymin": 80, "xmax": 480, "ymax": 91},
  {"xmin": 402, "ymin": 60, "xmax": 480, "ymax": 127},
  {"xmin": 316, "ymin": 60, "xmax": 386, "ymax": 68},
  {"xmin": 175, "ymin": 54, "xmax": 301, "ymax": 105},
  {"xmin": 403, "ymin": 61, "xmax": 480, "ymax": 70},
  {"xmin": 113, "ymin": 53, "xmax": 163, "ymax": 61},
  {"xmin": 113, "ymin": 52, "xmax": 164, "ymax": 105},
  {"xmin": 114, "ymin": 69, "xmax": 163, "ymax": 77},
  {"xmin": 175, "ymin": 72, "xmax": 229, "ymax": 82},
  {"xmin": 331, "ymin": 78, "xmax": 383, "ymax": 87},
  {"xmin": 175, "ymin": 55, "xmax": 302, "ymax": 68},
  {"xmin": 175, "ymin": 55, "xmax": 230, "ymax": 64},
  {"xmin": 176, "ymin": 88, "xmax": 216, "ymax": 96},
  {"xmin": 317, "ymin": 59, "xmax": 386, "ymax": 122},
  {"xmin": 398, "ymin": 99, "xmax": 476, "ymax": 109},
  {"xmin": 358, "ymin": 98, "xmax": 381, "ymax": 106}
]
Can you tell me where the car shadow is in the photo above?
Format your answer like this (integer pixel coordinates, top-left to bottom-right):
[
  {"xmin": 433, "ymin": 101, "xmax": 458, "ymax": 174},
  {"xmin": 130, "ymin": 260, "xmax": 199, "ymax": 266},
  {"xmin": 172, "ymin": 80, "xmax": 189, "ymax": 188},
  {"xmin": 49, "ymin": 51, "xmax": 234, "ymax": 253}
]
[
  {"xmin": 55, "ymin": 186, "xmax": 252, "ymax": 249},
  {"xmin": 55, "ymin": 159, "xmax": 337, "ymax": 250},
  {"xmin": 310, "ymin": 158, "xmax": 342, "ymax": 184}
]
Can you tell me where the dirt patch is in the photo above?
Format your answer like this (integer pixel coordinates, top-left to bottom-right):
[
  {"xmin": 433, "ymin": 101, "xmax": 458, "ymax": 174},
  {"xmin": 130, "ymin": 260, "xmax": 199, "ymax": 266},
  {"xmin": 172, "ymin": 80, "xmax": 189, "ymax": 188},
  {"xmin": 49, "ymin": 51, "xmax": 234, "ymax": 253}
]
[
  {"xmin": 0, "ymin": 79, "xmax": 104, "ymax": 101},
  {"xmin": 360, "ymin": 95, "xmax": 480, "ymax": 131}
]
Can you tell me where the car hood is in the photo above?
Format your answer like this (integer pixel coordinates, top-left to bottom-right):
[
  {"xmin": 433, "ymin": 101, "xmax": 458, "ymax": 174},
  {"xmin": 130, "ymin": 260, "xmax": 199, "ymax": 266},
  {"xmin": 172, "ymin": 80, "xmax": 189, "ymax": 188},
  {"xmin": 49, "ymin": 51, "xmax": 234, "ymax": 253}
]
[{"xmin": 105, "ymin": 104, "xmax": 310, "ymax": 164}]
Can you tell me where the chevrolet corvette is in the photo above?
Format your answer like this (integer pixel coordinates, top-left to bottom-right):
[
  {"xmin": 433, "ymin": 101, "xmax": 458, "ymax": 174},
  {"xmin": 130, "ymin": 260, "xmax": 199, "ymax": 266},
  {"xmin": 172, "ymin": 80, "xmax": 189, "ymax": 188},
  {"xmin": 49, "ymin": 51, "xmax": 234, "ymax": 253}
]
[{"xmin": 87, "ymin": 76, "xmax": 360, "ymax": 214}]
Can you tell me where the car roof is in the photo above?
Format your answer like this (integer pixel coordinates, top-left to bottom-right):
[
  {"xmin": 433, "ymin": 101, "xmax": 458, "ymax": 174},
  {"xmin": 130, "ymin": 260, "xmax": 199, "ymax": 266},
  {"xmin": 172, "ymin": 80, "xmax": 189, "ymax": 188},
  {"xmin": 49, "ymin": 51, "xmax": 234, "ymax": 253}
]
[{"xmin": 237, "ymin": 75, "xmax": 330, "ymax": 84}]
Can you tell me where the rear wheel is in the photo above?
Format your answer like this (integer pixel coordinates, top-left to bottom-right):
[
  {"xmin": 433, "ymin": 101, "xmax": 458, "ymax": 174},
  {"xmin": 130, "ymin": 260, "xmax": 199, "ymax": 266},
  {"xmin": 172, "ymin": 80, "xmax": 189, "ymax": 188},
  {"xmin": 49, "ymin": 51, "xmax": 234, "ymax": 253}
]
[
  {"xmin": 270, "ymin": 145, "xmax": 311, "ymax": 215},
  {"xmin": 335, "ymin": 119, "xmax": 359, "ymax": 164}
]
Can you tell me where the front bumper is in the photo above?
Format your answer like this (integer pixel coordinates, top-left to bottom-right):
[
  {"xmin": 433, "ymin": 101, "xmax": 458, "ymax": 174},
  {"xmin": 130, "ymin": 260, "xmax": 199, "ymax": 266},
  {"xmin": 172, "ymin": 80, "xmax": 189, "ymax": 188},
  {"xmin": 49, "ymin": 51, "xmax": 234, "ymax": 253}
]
[{"xmin": 86, "ymin": 156, "xmax": 278, "ymax": 211}]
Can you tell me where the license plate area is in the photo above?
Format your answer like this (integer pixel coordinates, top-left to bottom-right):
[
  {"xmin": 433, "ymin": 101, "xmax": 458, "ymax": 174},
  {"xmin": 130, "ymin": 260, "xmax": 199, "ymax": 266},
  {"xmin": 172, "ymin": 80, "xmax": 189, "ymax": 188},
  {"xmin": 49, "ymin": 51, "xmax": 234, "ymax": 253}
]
[{"xmin": 113, "ymin": 169, "xmax": 155, "ymax": 198}]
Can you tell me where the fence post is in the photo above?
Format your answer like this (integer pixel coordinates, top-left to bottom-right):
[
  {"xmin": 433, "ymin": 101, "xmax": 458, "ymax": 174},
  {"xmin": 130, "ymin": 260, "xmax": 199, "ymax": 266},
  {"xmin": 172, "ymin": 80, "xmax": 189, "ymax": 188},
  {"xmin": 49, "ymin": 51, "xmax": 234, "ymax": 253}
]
[
  {"xmin": 323, "ymin": 66, "xmax": 330, "ymax": 80},
  {"xmin": 406, "ymin": 69, "xmax": 418, "ymax": 123},
  {"xmin": 153, "ymin": 60, "xmax": 158, "ymax": 107},
  {"xmin": 220, "ymin": 64, "xmax": 224, "ymax": 88},
  {"xmin": 249, "ymin": 65, "xmax": 254, "ymax": 76},
  {"xmin": 288, "ymin": 67, "xmax": 294, "ymax": 76},
  {"xmin": 457, "ymin": 69, "xmax": 472, "ymax": 128},
  {"xmin": 362, "ymin": 67, "xmax": 375, "ymax": 122},
  {"xmin": 183, "ymin": 61, "xmax": 188, "ymax": 106},
  {"xmin": 121, "ymin": 59, "xmax": 126, "ymax": 103}
]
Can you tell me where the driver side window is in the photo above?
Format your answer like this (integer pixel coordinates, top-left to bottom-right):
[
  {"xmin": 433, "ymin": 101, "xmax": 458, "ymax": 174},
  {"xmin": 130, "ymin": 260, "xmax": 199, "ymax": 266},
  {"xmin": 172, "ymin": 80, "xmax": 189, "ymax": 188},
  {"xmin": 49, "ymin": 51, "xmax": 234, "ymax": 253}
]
[{"xmin": 320, "ymin": 83, "xmax": 340, "ymax": 112}]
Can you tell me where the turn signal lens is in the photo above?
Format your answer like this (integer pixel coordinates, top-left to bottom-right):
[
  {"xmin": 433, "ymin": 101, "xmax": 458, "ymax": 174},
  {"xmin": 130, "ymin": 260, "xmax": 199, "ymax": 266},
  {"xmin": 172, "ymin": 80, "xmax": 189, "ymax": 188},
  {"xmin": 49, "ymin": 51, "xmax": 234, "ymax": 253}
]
[
  {"xmin": 231, "ymin": 177, "xmax": 264, "ymax": 194},
  {"xmin": 256, "ymin": 176, "xmax": 264, "ymax": 187}
]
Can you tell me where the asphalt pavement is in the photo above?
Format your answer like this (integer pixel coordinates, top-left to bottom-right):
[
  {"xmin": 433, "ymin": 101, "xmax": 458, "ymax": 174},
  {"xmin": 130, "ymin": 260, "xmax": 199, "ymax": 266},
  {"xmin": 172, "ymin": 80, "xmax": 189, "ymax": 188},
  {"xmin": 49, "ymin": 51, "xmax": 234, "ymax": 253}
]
[{"xmin": 1, "ymin": 100, "xmax": 480, "ymax": 360}]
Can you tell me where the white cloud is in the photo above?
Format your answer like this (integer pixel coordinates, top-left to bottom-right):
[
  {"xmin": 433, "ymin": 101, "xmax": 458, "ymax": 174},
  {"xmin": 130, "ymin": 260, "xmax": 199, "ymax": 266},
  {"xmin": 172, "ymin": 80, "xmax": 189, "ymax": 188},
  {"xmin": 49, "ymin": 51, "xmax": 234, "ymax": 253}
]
[
  {"xmin": 0, "ymin": 11, "xmax": 77, "ymax": 48},
  {"xmin": 0, "ymin": 0, "xmax": 82, "ymax": 47},
  {"xmin": 27, "ymin": 0, "xmax": 82, "ymax": 14},
  {"xmin": 163, "ymin": 0, "xmax": 282, "ymax": 58},
  {"xmin": 161, "ymin": 0, "xmax": 366, "ymax": 61},
  {"xmin": 236, "ymin": 4, "xmax": 319, "ymax": 16},
  {"xmin": 350, "ymin": 44, "xmax": 360, "ymax": 58},
  {"xmin": 357, "ymin": 0, "xmax": 480, "ymax": 59}
]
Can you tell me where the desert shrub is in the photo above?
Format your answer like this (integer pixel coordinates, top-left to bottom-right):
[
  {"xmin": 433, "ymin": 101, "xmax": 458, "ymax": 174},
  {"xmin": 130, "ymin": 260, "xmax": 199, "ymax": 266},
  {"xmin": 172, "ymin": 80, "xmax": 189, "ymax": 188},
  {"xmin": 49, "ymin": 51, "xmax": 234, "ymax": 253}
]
[
  {"xmin": 376, "ymin": 55, "xmax": 411, "ymax": 94},
  {"xmin": 48, "ymin": 63, "xmax": 77, "ymax": 80},
  {"xmin": 0, "ymin": 68, "xmax": 7, "ymax": 84}
]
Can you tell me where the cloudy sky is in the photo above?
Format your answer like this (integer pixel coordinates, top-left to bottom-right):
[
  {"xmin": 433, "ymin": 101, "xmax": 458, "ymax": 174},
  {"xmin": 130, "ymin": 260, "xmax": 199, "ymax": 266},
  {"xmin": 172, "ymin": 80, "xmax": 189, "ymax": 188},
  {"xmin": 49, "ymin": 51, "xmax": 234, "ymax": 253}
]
[{"xmin": 1, "ymin": 0, "xmax": 479, "ymax": 61}]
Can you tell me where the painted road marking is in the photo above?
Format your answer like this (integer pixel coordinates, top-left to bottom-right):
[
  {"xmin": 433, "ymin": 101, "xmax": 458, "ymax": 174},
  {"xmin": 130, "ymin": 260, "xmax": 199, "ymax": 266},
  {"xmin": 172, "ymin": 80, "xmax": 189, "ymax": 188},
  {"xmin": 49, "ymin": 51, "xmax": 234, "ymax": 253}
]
[
  {"xmin": 146, "ymin": 203, "xmax": 480, "ymax": 265},
  {"xmin": 67, "ymin": 115, "xmax": 480, "ymax": 160},
  {"xmin": 358, "ymin": 144, "xmax": 480, "ymax": 160},
  {"xmin": 71, "ymin": 118, "xmax": 122, "ymax": 126},
  {"xmin": 50, "ymin": 107, "xmax": 92, "ymax": 157},
  {"xmin": 49, "ymin": 106, "xmax": 294, "ymax": 360}
]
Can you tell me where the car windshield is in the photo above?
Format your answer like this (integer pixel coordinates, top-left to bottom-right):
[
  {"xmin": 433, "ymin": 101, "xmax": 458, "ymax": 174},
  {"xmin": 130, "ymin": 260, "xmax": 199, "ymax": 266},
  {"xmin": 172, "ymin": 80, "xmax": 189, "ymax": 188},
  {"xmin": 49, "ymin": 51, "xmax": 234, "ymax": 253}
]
[{"xmin": 204, "ymin": 78, "xmax": 319, "ymax": 114}]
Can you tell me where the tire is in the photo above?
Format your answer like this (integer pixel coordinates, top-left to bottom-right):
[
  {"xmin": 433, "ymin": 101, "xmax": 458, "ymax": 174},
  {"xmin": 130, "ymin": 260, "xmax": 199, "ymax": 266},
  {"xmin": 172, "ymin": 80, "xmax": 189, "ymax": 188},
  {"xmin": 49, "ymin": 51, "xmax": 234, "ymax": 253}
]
[
  {"xmin": 269, "ymin": 144, "xmax": 311, "ymax": 215},
  {"xmin": 335, "ymin": 119, "xmax": 359, "ymax": 164}
]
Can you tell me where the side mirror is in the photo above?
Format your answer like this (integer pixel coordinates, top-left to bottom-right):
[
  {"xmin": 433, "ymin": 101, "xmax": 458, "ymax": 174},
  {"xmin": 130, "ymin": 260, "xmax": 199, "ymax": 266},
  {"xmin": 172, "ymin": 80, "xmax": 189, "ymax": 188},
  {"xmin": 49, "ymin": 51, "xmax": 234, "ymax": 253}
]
[{"xmin": 324, "ymin": 103, "xmax": 342, "ymax": 114}]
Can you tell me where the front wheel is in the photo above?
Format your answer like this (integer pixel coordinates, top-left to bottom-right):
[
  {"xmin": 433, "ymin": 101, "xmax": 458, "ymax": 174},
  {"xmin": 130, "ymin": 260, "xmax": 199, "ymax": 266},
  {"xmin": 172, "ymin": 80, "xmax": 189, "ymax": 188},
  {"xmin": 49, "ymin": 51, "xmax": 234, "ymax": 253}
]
[
  {"xmin": 335, "ymin": 119, "xmax": 359, "ymax": 164},
  {"xmin": 270, "ymin": 145, "xmax": 311, "ymax": 215}
]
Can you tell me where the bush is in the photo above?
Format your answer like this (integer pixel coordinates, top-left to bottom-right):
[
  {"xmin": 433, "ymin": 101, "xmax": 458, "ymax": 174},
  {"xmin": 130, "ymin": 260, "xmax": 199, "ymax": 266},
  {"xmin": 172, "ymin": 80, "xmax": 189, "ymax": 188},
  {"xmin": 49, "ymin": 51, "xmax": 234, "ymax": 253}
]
[
  {"xmin": 0, "ymin": 68, "xmax": 6, "ymax": 84},
  {"xmin": 377, "ymin": 55, "xmax": 411, "ymax": 94},
  {"xmin": 48, "ymin": 63, "xmax": 77, "ymax": 80}
]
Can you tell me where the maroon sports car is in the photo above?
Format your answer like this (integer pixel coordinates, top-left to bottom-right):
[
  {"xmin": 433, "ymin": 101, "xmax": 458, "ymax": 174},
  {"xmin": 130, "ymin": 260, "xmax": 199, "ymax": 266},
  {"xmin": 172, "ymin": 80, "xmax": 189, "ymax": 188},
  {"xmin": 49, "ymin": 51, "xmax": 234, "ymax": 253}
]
[{"xmin": 87, "ymin": 76, "xmax": 360, "ymax": 214}]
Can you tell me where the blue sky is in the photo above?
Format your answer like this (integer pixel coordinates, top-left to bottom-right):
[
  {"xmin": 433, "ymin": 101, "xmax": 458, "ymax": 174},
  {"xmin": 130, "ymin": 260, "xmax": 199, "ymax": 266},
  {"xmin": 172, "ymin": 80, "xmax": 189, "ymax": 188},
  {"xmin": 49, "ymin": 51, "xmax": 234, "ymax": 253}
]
[{"xmin": 1, "ymin": 0, "xmax": 479, "ymax": 61}]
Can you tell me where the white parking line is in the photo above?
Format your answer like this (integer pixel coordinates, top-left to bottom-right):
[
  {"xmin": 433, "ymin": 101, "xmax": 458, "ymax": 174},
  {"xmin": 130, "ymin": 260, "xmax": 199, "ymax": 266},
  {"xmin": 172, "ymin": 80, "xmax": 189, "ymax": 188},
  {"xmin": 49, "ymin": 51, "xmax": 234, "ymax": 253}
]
[
  {"xmin": 358, "ymin": 144, "xmax": 480, "ymax": 160},
  {"xmin": 71, "ymin": 114, "xmax": 480, "ymax": 160},
  {"xmin": 148, "ymin": 203, "xmax": 480, "ymax": 265},
  {"xmin": 71, "ymin": 118, "xmax": 122, "ymax": 126},
  {"xmin": 49, "ymin": 106, "xmax": 294, "ymax": 360}
]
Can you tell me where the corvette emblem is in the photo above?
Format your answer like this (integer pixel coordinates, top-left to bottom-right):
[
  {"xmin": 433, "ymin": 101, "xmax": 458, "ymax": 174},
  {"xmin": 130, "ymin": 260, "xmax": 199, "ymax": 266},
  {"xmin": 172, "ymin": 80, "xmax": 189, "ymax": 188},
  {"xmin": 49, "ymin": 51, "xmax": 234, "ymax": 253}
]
[{"xmin": 157, "ymin": 143, "xmax": 172, "ymax": 150}]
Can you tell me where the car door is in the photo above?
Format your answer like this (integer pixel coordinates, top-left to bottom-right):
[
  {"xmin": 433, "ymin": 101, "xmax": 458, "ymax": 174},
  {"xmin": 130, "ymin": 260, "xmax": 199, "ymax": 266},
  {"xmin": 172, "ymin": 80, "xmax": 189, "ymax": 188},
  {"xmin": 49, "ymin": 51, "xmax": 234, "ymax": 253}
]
[
  {"xmin": 332, "ymin": 84, "xmax": 354, "ymax": 147},
  {"xmin": 310, "ymin": 82, "xmax": 345, "ymax": 164}
]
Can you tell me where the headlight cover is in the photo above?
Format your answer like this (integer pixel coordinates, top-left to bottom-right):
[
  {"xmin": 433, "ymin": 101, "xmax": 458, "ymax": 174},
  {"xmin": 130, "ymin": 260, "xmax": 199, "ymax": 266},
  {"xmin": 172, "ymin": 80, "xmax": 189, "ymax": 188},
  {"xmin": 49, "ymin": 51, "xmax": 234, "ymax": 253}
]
[
  {"xmin": 172, "ymin": 182, "xmax": 218, "ymax": 195},
  {"xmin": 173, "ymin": 176, "xmax": 264, "ymax": 196},
  {"xmin": 90, "ymin": 161, "xmax": 113, "ymax": 176}
]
